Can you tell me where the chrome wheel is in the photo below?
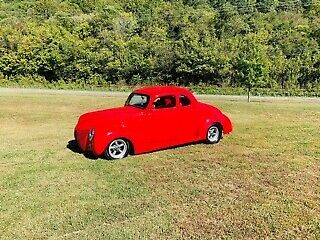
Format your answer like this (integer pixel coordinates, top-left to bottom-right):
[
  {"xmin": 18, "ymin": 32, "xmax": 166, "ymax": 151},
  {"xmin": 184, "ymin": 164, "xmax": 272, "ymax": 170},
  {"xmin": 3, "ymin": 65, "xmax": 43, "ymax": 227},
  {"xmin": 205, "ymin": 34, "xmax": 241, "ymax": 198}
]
[
  {"xmin": 107, "ymin": 139, "xmax": 128, "ymax": 159},
  {"xmin": 207, "ymin": 125, "xmax": 221, "ymax": 144}
]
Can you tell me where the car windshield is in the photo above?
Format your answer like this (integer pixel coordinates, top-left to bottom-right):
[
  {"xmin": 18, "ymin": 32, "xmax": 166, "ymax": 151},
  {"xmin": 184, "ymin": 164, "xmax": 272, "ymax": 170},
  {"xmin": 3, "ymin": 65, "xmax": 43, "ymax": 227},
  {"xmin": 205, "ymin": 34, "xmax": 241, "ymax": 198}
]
[{"xmin": 125, "ymin": 93, "xmax": 149, "ymax": 109}]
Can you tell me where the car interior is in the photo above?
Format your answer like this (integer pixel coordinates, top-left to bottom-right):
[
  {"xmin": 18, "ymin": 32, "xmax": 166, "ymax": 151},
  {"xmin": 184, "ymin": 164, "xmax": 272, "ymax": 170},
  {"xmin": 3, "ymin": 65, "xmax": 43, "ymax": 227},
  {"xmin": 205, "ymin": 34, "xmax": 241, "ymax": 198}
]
[{"xmin": 153, "ymin": 96, "xmax": 176, "ymax": 109}]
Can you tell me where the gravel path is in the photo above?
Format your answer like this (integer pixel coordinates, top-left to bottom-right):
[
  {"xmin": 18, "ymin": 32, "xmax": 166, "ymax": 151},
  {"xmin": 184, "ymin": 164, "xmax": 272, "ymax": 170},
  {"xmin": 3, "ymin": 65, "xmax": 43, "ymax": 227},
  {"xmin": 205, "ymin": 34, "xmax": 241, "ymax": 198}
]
[{"xmin": 1, "ymin": 87, "xmax": 319, "ymax": 103}]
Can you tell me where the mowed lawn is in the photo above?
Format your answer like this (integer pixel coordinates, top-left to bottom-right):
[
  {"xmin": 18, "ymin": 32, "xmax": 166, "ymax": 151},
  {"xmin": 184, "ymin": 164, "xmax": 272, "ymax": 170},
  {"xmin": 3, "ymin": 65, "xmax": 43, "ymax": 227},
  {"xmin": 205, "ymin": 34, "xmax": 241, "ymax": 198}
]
[{"xmin": 0, "ymin": 90, "xmax": 319, "ymax": 239}]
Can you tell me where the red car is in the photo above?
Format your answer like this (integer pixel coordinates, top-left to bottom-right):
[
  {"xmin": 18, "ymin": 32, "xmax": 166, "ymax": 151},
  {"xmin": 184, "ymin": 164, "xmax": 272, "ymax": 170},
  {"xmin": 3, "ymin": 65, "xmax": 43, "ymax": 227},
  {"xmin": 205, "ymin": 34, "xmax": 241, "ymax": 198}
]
[{"xmin": 74, "ymin": 86, "xmax": 232, "ymax": 159}]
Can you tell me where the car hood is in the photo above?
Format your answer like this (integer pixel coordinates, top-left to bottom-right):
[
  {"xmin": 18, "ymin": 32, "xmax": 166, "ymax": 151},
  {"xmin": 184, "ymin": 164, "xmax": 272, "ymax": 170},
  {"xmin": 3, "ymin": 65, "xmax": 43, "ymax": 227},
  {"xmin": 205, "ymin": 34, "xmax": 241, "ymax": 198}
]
[{"xmin": 76, "ymin": 106, "xmax": 141, "ymax": 130}]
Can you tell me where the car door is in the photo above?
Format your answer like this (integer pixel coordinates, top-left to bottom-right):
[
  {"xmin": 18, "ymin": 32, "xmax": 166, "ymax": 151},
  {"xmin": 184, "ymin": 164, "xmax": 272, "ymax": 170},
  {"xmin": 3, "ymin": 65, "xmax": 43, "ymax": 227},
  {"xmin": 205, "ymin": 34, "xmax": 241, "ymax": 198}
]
[
  {"xmin": 144, "ymin": 95, "xmax": 181, "ymax": 150},
  {"xmin": 175, "ymin": 94, "xmax": 199, "ymax": 143}
]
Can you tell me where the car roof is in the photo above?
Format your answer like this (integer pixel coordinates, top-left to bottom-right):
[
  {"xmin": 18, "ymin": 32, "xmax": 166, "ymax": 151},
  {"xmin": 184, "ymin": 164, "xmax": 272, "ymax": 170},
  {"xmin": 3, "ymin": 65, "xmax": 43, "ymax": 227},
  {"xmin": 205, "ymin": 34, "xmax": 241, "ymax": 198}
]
[{"xmin": 134, "ymin": 86, "xmax": 192, "ymax": 96}]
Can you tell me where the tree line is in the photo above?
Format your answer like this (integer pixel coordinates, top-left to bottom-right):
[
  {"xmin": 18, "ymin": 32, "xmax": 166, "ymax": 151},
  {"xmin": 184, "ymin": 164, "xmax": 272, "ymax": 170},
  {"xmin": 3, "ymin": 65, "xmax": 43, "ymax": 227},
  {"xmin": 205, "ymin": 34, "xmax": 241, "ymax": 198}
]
[{"xmin": 0, "ymin": 0, "xmax": 320, "ymax": 92}]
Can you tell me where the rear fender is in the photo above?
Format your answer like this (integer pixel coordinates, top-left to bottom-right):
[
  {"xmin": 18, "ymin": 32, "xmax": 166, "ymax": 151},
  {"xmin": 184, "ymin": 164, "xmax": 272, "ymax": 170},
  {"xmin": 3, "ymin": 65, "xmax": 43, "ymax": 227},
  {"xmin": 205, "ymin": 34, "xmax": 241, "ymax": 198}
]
[
  {"xmin": 200, "ymin": 118, "xmax": 223, "ymax": 140},
  {"xmin": 222, "ymin": 114, "xmax": 233, "ymax": 134},
  {"xmin": 199, "ymin": 114, "xmax": 232, "ymax": 140}
]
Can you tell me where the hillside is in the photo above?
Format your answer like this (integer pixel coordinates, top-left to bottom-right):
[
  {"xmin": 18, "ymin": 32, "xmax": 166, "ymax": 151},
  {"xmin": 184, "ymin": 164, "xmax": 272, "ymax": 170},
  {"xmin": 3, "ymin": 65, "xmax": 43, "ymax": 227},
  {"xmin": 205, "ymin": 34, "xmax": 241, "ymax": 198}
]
[{"xmin": 1, "ymin": 0, "xmax": 320, "ymax": 93}]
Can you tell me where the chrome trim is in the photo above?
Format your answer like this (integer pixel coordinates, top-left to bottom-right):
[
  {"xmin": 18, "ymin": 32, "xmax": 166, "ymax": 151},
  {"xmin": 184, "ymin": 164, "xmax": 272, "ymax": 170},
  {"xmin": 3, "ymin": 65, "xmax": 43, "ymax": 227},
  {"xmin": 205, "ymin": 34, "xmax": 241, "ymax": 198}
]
[{"xmin": 88, "ymin": 129, "xmax": 95, "ymax": 141}]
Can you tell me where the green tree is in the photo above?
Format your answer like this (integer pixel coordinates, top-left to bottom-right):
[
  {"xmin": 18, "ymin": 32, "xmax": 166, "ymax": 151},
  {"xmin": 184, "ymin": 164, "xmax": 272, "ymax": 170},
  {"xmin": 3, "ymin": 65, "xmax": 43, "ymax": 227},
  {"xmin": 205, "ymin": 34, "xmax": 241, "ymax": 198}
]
[{"xmin": 235, "ymin": 36, "xmax": 271, "ymax": 101}]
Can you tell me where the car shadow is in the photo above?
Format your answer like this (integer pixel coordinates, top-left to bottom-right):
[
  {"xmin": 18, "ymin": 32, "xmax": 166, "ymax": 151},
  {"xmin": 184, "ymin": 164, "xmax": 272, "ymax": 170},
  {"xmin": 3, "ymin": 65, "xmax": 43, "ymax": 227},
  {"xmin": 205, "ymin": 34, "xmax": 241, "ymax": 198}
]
[
  {"xmin": 141, "ymin": 140, "xmax": 205, "ymax": 156},
  {"xmin": 67, "ymin": 139, "xmax": 211, "ymax": 161},
  {"xmin": 66, "ymin": 139, "xmax": 98, "ymax": 160}
]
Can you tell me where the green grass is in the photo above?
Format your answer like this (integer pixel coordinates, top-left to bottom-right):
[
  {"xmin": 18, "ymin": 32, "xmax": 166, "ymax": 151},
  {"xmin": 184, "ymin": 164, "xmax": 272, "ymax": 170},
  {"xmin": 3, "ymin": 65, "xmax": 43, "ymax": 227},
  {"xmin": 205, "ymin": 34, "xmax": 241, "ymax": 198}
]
[{"xmin": 0, "ymin": 91, "xmax": 320, "ymax": 239}]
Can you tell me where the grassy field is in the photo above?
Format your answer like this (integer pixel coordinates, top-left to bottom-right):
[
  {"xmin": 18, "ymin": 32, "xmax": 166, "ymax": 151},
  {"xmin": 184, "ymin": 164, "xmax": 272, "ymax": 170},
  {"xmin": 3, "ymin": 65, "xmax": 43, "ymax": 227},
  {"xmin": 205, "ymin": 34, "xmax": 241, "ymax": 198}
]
[{"xmin": 0, "ymin": 90, "xmax": 319, "ymax": 239}]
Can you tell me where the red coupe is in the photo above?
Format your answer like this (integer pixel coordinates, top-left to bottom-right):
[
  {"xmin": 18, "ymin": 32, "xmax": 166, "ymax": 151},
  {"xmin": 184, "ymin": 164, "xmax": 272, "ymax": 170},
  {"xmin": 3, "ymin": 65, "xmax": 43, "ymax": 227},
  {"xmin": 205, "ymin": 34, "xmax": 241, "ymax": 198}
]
[{"xmin": 74, "ymin": 86, "xmax": 232, "ymax": 159}]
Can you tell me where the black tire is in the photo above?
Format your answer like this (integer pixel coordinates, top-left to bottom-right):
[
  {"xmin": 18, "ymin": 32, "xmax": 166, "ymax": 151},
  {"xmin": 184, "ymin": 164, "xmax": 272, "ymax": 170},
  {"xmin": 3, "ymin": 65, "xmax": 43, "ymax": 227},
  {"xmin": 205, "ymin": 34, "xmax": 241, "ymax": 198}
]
[
  {"xmin": 206, "ymin": 124, "xmax": 222, "ymax": 144},
  {"xmin": 105, "ymin": 138, "xmax": 130, "ymax": 160}
]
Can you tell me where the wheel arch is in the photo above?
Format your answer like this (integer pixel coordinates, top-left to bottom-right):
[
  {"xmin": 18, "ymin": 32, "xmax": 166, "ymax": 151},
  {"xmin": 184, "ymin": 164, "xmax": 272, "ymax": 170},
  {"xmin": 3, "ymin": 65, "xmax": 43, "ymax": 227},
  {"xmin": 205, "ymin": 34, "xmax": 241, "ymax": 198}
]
[
  {"xmin": 121, "ymin": 137, "xmax": 135, "ymax": 155},
  {"xmin": 200, "ymin": 118, "xmax": 224, "ymax": 140},
  {"xmin": 92, "ymin": 130, "xmax": 136, "ymax": 156},
  {"xmin": 211, "ymin": 122, "xmax": 223, "ymax": 131}
]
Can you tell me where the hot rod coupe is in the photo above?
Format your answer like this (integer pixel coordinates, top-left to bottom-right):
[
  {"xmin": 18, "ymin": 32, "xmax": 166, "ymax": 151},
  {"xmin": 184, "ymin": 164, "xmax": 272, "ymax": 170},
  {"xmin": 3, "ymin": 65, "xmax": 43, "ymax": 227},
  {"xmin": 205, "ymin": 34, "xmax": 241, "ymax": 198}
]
[{"xmin": 74, "ymin": 86, "xmax": 232, "ymax": 159}]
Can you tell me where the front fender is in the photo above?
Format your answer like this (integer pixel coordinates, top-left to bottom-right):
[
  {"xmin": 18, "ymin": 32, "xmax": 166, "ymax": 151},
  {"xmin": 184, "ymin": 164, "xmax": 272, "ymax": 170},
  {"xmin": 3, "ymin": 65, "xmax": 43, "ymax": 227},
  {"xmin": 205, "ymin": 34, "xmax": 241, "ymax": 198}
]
[{"xmin": 92, "ymin": 130, "xmax": 132, "ymax": 156}]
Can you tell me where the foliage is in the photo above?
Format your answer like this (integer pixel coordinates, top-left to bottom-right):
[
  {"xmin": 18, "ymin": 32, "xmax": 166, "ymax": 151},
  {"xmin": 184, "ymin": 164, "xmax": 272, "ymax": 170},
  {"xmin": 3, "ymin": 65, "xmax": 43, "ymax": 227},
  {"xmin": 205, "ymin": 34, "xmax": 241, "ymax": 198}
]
[{"xmin": 0, "ymin": 0, "xmax": 320, "ymax": 93}]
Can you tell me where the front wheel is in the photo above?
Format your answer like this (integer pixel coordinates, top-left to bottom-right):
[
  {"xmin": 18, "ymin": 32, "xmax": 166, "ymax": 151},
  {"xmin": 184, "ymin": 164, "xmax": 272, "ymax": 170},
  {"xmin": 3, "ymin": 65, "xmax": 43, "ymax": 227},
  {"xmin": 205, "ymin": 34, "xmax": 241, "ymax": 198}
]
[
  {"xmin": 105, "ymin": 138, "xmax": 129, "ymax": 160},
  {"xmin": 206, "ymin": 124, "xmax": 222, "ymax": 144}
]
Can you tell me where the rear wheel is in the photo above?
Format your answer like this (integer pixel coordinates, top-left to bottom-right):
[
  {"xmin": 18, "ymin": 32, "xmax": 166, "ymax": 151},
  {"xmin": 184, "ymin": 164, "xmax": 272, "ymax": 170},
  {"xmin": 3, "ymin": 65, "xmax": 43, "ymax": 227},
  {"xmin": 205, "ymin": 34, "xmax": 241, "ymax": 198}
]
[
  {"xmin": 206, "ymin": 124, "xmax": 222, "ymax": 144},
  {"xmin": 105, "ymin": 138, "xmax": 129, "ymax": 160}
]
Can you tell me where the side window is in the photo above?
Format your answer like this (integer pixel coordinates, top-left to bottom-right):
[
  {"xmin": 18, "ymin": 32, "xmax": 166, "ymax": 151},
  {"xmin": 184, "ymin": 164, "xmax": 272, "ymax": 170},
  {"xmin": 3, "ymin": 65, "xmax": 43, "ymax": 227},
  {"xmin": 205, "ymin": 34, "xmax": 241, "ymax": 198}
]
[
  {"xmin": 153, "ymin": 96, "xmax": 176, "ymax": 109},
  {"xmin": 126, "ymin": 94, "xmax": 149, "ymax": 108},
  {"xmin": 179, "ymin": 95, "xmax": 191, "ymax": 106}
]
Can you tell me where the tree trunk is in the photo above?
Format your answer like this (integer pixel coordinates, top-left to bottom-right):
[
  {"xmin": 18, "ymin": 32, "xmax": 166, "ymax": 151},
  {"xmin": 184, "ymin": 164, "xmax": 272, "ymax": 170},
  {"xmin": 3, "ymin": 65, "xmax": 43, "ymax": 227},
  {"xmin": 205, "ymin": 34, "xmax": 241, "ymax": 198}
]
[{"xmin": 247, "ymin": 86, "xmax": 250, "ymax": 102}]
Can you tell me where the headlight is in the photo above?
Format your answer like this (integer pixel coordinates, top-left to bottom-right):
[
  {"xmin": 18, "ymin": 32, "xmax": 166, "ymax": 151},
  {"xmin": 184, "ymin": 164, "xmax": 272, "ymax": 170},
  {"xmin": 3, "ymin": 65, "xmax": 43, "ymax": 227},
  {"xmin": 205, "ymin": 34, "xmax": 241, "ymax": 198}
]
[{"xmin": 88, "ymin": 129, "xmax": 95, "ymax": 141}]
